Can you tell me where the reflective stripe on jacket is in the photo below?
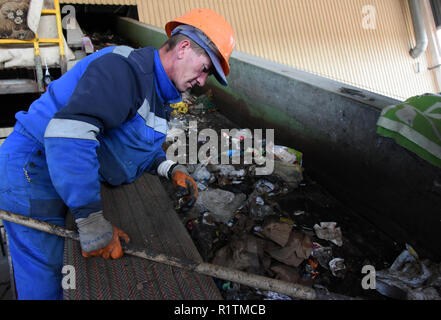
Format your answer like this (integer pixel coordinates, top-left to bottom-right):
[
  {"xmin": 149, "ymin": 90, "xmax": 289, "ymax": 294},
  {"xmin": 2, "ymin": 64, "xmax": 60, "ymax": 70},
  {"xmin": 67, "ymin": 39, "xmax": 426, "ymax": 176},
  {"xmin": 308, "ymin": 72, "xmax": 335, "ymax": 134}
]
[{"xmin": 15, "ymin": 46, "xmax": 173, "ymax": 219}]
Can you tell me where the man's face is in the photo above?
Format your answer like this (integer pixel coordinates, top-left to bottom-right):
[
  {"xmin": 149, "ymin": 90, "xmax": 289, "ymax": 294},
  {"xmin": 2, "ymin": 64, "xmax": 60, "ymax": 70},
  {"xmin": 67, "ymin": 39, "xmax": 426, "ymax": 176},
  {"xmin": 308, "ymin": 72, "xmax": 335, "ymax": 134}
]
[{"xmin": 172, "ymin": 40, "xmax": 213, "ymax": 92}]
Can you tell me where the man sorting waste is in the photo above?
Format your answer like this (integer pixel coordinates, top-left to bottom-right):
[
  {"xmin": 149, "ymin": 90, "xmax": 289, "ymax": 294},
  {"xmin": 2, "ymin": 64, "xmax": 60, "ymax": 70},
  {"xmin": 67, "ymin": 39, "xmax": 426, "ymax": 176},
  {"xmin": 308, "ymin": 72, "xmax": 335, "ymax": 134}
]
[{"xmin": 0, "ymin": 8, "xmax": 235, "ymax": 299}]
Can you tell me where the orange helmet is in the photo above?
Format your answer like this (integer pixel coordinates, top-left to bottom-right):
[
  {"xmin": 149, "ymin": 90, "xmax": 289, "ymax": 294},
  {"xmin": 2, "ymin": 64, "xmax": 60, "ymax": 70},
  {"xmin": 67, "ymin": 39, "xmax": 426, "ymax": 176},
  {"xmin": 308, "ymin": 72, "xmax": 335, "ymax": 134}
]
[{"xmin": 165, "ymin": 8, "xmax": 235, "ymax": 86}]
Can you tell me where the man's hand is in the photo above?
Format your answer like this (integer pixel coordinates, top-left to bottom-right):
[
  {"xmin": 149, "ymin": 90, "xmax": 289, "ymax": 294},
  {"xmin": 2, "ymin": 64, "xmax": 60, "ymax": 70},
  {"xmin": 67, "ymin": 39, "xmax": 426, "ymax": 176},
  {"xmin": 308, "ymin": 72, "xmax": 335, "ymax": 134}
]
[
  {"xmin": 82, "ymin": 225, "xmax": 130, "ymax": 259},
  {"xmin": 75, "ymin": 211, "xmax": 130, "ymax": 259},
  {"xmin": 172, "ymin": 168, "xmax": 198, "ymax": 212}
]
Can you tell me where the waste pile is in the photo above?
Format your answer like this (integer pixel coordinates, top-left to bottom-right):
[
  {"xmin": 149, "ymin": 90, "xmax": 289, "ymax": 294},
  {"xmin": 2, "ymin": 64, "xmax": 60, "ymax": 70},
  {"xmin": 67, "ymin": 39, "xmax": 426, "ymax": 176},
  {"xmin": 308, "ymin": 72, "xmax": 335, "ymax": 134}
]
[{"xmin": 159, "ymin": 90, "xmax": 441, "ymax": 300}]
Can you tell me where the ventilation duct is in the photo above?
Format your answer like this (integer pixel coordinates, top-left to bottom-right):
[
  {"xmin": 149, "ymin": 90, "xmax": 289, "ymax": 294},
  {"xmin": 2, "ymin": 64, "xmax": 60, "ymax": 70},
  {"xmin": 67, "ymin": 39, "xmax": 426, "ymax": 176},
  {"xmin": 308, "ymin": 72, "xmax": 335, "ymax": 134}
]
[{"xmin": 409, "ymin": 0, "xmax": 429, "ymax": 58}]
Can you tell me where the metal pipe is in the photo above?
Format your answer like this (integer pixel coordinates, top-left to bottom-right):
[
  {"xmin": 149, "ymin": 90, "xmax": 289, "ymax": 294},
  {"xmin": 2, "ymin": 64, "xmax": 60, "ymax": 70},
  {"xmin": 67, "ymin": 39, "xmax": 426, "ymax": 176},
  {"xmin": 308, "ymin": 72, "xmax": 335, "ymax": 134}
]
[
  {"xmin": 0, "ymin": 209, "xmax": 361, "ymax": 299},
  {"xmin": 409, "ymin": 0, "xmax": 429, "ymax": 58},
  {"xmin": 0, "ymin": 210, "xmax": 322, "ymax": 300}
]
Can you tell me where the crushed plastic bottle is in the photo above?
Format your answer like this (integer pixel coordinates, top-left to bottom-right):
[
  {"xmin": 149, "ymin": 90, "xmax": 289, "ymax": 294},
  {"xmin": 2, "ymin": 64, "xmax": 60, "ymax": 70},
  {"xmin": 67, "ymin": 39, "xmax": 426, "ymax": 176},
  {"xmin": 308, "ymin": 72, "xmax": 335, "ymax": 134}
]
[{"xmin": 272, "ymin": 145, "xmax": 303, "ymax": 165}]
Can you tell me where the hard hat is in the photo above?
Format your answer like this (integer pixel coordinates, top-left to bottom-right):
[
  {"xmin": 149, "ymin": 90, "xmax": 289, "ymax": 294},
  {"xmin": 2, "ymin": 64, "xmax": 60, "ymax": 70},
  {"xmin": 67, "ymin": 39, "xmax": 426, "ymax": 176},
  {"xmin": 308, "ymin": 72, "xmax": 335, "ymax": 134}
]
[{"xmin": 165, "ymin": 8, "xmax": 235, "ymax": 86}]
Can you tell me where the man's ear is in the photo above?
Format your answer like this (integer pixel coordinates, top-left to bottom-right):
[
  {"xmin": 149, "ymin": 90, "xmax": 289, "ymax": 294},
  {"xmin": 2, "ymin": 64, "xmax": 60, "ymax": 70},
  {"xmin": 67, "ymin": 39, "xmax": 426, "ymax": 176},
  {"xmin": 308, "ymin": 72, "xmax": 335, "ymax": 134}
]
[{"xmin": 176, "ymin": 39, "xmax": 192, "ymax": 59}]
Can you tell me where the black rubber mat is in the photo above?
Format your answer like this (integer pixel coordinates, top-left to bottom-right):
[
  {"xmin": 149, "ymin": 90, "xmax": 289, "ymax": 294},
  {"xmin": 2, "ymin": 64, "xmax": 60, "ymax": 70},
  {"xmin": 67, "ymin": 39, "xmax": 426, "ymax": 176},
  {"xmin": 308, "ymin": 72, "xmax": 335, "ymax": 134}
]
[{"xmin": 63, "ymin": 172, "xmax": 222, "ymax": 300}]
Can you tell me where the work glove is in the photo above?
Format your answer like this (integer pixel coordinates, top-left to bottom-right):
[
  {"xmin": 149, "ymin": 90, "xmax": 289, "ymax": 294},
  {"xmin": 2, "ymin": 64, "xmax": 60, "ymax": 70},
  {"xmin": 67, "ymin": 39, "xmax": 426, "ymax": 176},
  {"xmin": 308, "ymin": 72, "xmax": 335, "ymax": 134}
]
[
  {"xmin": 170, "ymin": 165, "xmax": 198, "ymax": 212},
  {"xmin": 75, "ymin": 211, "xmax": 130, "ymax": 259}
]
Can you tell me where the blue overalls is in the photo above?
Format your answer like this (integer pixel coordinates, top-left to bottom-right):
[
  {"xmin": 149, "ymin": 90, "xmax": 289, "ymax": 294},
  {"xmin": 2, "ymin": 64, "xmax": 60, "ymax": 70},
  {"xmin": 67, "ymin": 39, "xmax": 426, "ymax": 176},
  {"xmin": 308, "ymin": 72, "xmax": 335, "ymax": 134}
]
[{"xmin": 0, "ymin": 46, "xmax": 181, "ymax": 299}]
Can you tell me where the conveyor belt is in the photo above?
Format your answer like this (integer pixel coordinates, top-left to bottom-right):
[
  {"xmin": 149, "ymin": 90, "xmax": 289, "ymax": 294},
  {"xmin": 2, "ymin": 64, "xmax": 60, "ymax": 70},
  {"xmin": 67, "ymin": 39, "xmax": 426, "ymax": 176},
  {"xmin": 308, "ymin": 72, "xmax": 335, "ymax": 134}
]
[{"xmin": 63, "ymin": 172, "xmax": 223, "ymax": 300}]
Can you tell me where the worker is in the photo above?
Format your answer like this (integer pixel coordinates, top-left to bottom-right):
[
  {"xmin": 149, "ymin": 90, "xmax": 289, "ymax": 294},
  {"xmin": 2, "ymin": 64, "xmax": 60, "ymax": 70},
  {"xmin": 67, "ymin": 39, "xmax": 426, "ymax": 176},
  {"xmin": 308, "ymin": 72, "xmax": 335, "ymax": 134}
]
[{"xmin": 0, "ymin": 8, "xmax": 235, "ymax": 300}]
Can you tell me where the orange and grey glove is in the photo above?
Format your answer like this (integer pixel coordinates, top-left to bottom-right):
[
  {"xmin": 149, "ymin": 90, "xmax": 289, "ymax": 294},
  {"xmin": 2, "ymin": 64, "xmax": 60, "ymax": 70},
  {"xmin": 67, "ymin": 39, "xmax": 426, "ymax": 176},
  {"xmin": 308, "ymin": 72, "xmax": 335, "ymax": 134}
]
[
  {"xmin": 172, "ymin": 169, "xmax": 198, "ymax": 212},
  {"xmin": 157, "ymin": 160, "xmax": 199, "ymax": 212},
  {"xmin": 75, "ymin": 211, "xmax": 130, "ymax": 259}
]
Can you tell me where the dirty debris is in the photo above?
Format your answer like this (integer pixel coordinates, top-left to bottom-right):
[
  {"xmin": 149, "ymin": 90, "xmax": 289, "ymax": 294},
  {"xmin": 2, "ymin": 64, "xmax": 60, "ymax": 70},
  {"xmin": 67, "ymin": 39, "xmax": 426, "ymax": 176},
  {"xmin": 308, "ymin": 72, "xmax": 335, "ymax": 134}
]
[
  {"xmin": 247, "ymin": 190, "xmax": 275, "ymax": 221},
  {"xmin": 158, "ymin": 89, "xmax": 438, "ymax": 300},
  {"xmin": 329, "ymin": 258, "xmax": 346, "ymax": 279},
  {"xmin": 264, "ymin": 229, "xmax": 313, "ymax": 268},
  {"xmin": 212, "ymin": 234, "xmax": 268, "ymax": 274},
  {"xmin": 270, "ymin": 144, "xmax": 303, "ymax": 166},
  {"xmin": 191, "ymin": 164, "xmax": 212, "ymax": 185},
  {"xmin": 170, "ymin": 101, "xmax": 189, "ymax": 114},
  {"xmin": 255, "ymin": 179, "xmax": 275, "ymax": 195},
  {"xmin": 375, "ymin": 245, "xmax": 441, "ymax": 300},
  {"xmin": 195, "ymin": 188, "xmax": 246, "ymax": 223},
  {"xmin": 272, "ymin": 161, "xmax": 303, "ymax": 189},
  {"xmin": 313, "ymin": 222, "xmax": 343, "ymax": 247},
  {"xmin": 311, "ymin": 244, "xmax": 333, "ymax": 270},
  {"xmin": 258, "ymin": 219, "xmax": 292, "ymax": 247},
  {"xmin": 255, "ymin": 289, "xmax": 292, "ymax": 300}
]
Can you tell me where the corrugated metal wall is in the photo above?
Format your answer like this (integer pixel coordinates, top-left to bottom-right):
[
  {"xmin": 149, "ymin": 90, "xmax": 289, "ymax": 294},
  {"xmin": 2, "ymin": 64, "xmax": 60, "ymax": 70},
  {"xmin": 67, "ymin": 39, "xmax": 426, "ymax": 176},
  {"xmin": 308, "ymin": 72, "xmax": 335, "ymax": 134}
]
[
  {"xmin": 60, "ymin": 0, "xmax": 136, "ymax": 5},
  {"xmin": 135, "ymin": 0, "xmax": 439, "ymax": 101}
]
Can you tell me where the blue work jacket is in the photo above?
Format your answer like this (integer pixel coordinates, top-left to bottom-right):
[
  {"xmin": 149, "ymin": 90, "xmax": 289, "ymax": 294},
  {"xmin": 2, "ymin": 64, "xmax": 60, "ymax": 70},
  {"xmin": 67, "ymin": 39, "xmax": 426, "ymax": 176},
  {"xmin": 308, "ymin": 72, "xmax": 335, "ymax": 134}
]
[{"xmin": 14, "ymin": 46, "xmax": 179, "ymax": 219}]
